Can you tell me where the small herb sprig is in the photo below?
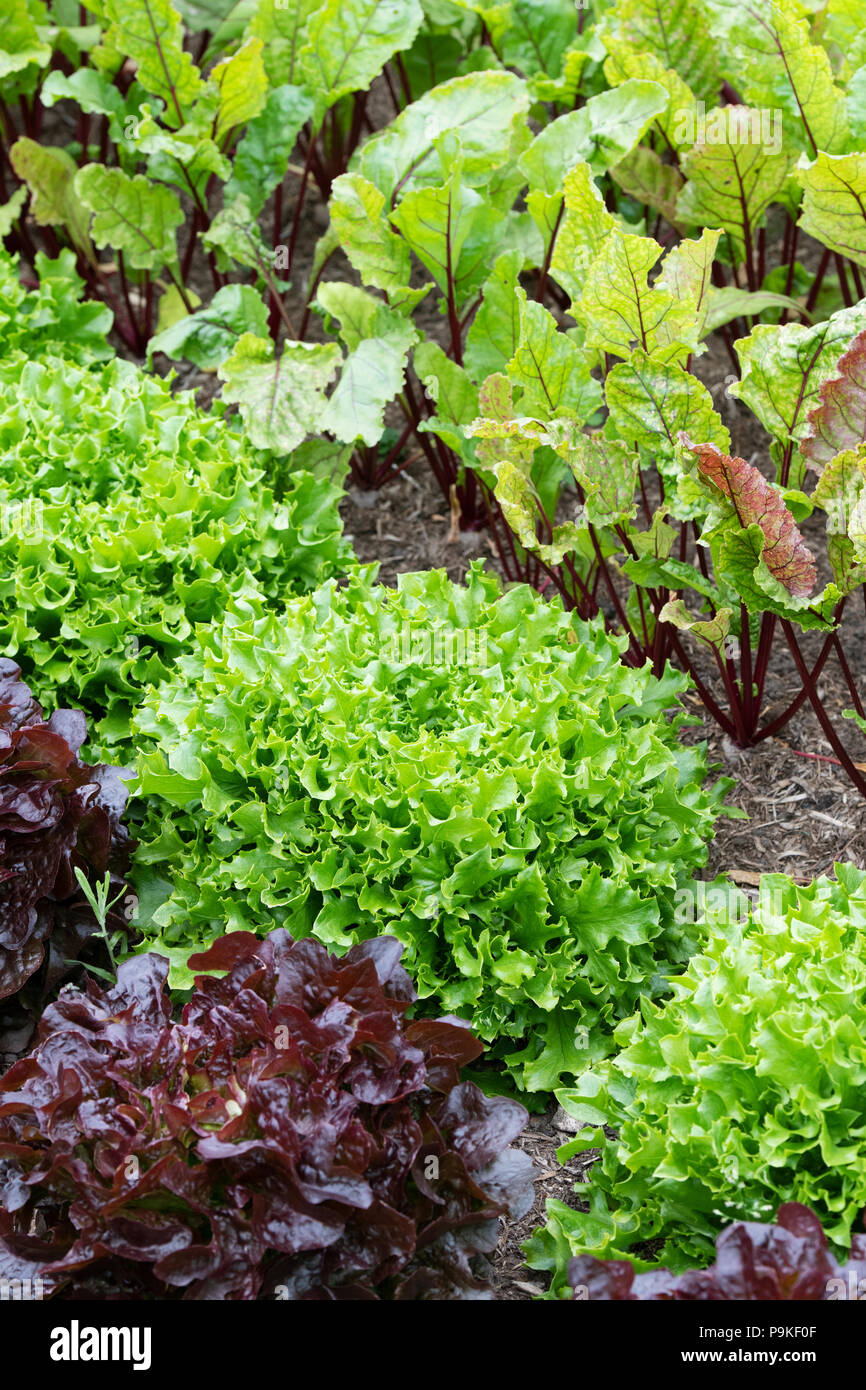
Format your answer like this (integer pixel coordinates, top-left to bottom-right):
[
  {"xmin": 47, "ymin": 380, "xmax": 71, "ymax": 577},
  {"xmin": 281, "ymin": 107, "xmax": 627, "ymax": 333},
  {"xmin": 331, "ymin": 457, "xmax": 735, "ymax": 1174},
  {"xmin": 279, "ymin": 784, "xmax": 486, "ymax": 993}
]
[{"xmin": 72, "ymin": 868, "xmax": 132, "ymax": 984}]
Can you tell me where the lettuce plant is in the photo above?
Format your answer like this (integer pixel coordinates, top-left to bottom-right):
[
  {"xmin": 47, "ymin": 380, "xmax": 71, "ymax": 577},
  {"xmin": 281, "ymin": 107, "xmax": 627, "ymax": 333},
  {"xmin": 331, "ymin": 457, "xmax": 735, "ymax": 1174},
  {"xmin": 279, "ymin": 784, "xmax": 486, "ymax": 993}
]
[
  {"xmin": 566, "ymin": 1204, "xmax": 866, "ymax": 1302},
  {"xmin": 0, "ymin": 931, "xmax": 535, "ymax": 1300},
  {"xmin": 0, "ymin": 248, "xmax": 111, "ymax": 362},
  {"xmin": 0, "ymin": 320, "xmax": 348, "ymax": 756},
  {"xmin": 131, "ymin": 563, "xmax": 729, "ymax": 1092},
  {"xmin": 0, "ymin": 660, "xmax": 130, "ymax": 1058},
  {"xmin": 524, "ymin": 866, "xmax": 866, "ymax": 1294}
]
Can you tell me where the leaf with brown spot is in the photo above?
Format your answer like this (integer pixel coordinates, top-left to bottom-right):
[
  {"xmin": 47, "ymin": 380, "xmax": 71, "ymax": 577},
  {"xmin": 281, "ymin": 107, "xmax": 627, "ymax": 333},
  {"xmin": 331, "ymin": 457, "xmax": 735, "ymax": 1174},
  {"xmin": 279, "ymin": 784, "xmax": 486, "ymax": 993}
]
[
  {"xmin": 659, "ymin": 598, "xmax": 732, "ymax": 657},
  {"xmin": 682, "ymin": 437, "xmax": 817, "ymax": 598}
]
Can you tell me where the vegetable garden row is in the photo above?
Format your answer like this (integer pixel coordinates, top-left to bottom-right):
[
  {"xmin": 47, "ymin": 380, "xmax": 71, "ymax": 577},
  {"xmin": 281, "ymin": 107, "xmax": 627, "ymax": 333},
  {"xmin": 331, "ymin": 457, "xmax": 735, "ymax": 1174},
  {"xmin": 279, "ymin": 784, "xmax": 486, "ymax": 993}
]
[{"xmin": 1, "ymin": 0, "xmax": 866, "ymax": 1305}]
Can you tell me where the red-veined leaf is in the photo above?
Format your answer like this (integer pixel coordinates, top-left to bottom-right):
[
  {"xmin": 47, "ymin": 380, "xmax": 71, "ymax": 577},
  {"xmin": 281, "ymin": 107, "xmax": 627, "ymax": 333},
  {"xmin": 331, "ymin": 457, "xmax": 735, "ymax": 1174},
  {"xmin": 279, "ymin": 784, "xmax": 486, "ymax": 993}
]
[{"xmin": 682, "ymin": 437, "xmax": 817, "ymax": 597}]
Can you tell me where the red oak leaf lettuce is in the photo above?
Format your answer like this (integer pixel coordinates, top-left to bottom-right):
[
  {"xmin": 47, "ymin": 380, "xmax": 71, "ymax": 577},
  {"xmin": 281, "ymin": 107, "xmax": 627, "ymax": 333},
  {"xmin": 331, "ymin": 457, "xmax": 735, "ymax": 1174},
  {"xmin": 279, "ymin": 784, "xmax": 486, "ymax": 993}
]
[
  {"xmin": 0, "ymin": 660, "xmax": 130, "ymax": 1060},
  {"xmin": 0, "ymin": 931, "xmax": 535, "ymax": 1300}
]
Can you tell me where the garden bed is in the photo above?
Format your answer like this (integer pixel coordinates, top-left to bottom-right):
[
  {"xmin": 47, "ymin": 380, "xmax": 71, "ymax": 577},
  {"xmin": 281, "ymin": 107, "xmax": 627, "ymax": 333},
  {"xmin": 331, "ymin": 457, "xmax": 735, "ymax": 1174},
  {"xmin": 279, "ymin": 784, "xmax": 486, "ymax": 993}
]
[{"xmin": 2, "ymin": 0, "xmax": 866, "ymax": 1314}]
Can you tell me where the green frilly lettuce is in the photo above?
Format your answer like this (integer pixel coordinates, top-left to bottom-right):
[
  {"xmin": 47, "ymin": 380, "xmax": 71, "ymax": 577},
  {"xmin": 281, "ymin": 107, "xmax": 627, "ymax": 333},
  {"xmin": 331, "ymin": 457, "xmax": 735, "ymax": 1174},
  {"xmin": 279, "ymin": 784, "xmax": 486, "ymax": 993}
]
[
  {"xmin": 526, "ymin": 865, "xmax": 866, "ymax": 1292},
  {"xmin": 131, "ymin": 563, "xmax": 730, "ymax": 1092}
]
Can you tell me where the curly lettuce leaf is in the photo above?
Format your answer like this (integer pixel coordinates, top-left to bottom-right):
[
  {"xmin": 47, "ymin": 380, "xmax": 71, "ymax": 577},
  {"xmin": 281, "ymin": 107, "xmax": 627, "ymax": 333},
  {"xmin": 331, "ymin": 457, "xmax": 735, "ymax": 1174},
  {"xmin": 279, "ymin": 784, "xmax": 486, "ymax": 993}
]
[
  {"xmin": 131, "ymin": 564, "xmax": 728, "ymax": 1092},
  {"xmin": 527, "ymin": 867, "xmax": 866, "ymax": 1292}
]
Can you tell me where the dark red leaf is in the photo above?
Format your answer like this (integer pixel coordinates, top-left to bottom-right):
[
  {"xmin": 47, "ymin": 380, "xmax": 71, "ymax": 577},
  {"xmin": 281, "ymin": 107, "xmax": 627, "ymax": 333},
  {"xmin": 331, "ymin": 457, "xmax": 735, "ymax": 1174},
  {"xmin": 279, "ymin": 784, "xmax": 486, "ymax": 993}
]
[
  {"xmin": 0, "ymin": 933, "xmax": 535, "ymax": 1299},
  {"xmin": 0, "ymin": 666, "xmax": 131, "ymax": 1057}
]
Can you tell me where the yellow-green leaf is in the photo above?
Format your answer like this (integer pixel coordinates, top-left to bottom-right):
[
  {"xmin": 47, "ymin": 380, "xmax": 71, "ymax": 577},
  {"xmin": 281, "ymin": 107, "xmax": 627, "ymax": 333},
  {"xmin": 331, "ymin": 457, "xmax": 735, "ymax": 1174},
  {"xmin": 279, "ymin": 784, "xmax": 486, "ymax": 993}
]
[
  {"xmin": 797, "ymin": 151, "xmax": 866, "ymax": 270},
  {"xmin": 677, "ymin": 109, "xmax": 792, "ymax": 263},
  {"xmin": 212, "ymin": 36, "xmax": 267, "ymax": 141},
  {"xmin": 10, "ymin": 138, "xmax": 92, "ymax": 254},
  {"xmin": 76, "ymin": 164, "xmax": 184, "ymax": 271},
  {"xmin": 101, "ymin": 0, "xmax": 205, "ymax": 127}
]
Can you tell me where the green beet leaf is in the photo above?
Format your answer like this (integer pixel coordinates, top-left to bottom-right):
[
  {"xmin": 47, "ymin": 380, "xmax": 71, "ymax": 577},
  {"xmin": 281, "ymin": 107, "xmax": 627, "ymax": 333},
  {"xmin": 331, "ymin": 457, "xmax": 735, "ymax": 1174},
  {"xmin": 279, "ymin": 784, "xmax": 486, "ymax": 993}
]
[
  {"xmin": 247, "ymin": 0, "xmax": 319, "ymax": 85},
  {"xmin": 727, "ymin": 0, "xmax": 849, "ymax": 156},
  {"xmin": 298, "ymin": 0, "xmax": 423, "ymax": 124},
  {"xmin": 147, "ymin": 283, "xmax": 269, "ymax": 369},
  {"xmin": 797, "ymin": 151, "xmax": 866, "ymax": 270},
  {"xmin": 480, "ymin": 0, "xmax": 577, "ymax": 79},
  {"xmin": 605, "ymin": 0, "xmax": 719, "ymax": 106},
  {"xmin": 99, "ymin": 0, "xmax": 205, "ymax": 127},
  {"xmin": 677, "ymin": 108, "xmax": 792, "ymax": 265},
  {"xmin": 226, "ymin": 84, "xmax": 314, "ymax": 217},
  {"xmin": 210, "ymin": 34, "xmax": 268, "ymax": 140},
  {"xmin": 0, "ymin": 0, "xmax": 51, "ymax": 79},
  {"xmin": 730, "ymin": 301, "xmax": 866, "ymax": 464},
  {"xmin": 328, "ymin": 171, "xmax": 414, "ymax": 297},
  {"xmin": 317, "ymin": 283, "xmax": 417, "ymax": 446},
  {"xmin": 358, "ymin": 71, "xmax": 529, "ymax": 202},
  {"xmin": 218, "ymin": 332, "xmax": 342, "ymax": 454},
  {"xmin": 506, "ymin": 288, "xmax": 602, "ymax": 421},
  {"xmin": 10, "ymin": 138, "xmax": 93, "ymax": 257},
  {"xmin": 390, "ymin": 164, "xmax": 506, "ymax": 307},
  {"xmin": 75, "ymin": 164, "xmax": 184, "ymax": 272}
]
